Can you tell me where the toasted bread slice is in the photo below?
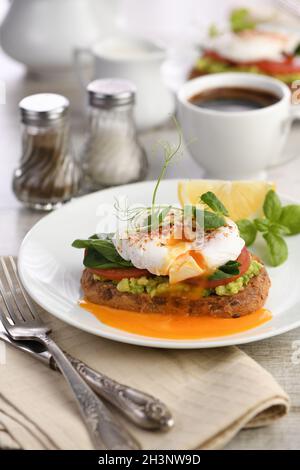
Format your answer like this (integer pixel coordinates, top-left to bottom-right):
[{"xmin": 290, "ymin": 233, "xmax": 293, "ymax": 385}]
[{"xmin": 81, "ymin": 262, "xmax": 270, "ymax": 318}]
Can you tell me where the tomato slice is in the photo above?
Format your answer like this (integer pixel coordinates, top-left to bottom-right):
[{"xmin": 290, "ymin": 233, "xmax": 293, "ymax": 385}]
[
  {"xmin": 88, "ymin": 267, "xmax": 151, "ymax": 281},
  {"xmin": 203, "ymin": 49, "xmax": 300, "ymax": 74},
  {"xmin": 87, "ymin": 247, "xmax": 251, "ymax": 286},
  {"xmin": 255, "ymin": 59, "xmax": 300, "ymax": 75},
  {"xmin": 204, "ymin": 247, "xmax": 251, "ymax": 289}
]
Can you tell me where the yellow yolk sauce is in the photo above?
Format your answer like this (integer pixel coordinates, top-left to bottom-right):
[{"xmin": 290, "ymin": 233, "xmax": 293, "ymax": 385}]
[{"xmin": 79, "ymin": 300, "xmax": 272, "ymax": 340}]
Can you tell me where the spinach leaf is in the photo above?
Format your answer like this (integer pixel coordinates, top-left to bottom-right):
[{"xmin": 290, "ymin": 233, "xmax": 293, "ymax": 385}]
[
  {"xmin": 82, "ymin": 248, "xmax": 122, "ymax": 269},
  {"xmin": 72, "ymin": 237, "xmax": 133, "ymax": 269},
  {"xmin": 209, "ymin": 260, "xmax": 241, "ymax": 280},
  {"xmin": 219, "ymin": 260, "xmax": 241, "ymax": 274},
  {"xmin": 294, "ymin": 44, "xmax": 300, "ymax": 56}
]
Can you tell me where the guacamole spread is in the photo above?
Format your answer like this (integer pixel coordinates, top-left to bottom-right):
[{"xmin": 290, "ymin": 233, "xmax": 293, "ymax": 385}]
[
  {"xmin": 194, "ymin": 56, "xmax": 300, "ymax": 84},
  {"xmin": 106, "ymin": 259, "xmax": 263, "ymax": 298}
]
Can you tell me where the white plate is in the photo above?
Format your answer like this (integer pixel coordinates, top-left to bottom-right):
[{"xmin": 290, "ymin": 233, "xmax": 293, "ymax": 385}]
[{"xmin": 19, "ymin": 180, "xmax": 300, "ymax": 349}]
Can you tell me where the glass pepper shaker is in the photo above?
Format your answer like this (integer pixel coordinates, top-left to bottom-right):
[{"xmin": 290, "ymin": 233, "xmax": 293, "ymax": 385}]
[
  {"xmin": 81, "ymin": 79, "xmax": 148, "ymax": 190},
  {"xmin": 13, "ymin": 93, "xmax": 81, "ymax": 211}
]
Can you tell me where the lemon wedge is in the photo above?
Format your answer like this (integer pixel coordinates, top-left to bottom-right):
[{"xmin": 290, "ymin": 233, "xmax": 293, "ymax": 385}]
[{"xmin": 178, "ymin": 180, "xmax": 275, "ymax": 221}]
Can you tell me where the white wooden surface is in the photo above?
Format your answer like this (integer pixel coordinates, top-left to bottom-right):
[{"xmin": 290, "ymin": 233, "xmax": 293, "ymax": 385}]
[{"xmin": 1, "ymin": 51, "xmax": 300, "ymax": 450}]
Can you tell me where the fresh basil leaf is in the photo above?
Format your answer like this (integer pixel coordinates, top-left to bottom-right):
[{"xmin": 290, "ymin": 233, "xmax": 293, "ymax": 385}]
[
  {"xmin": 295, "ymin": 44, "xmax": 300, "ymax": 55},
  {"xmin": 279, "ymin": 204, "xmax": 300, "ymax": 235},
  {"xmin": 263, "ymin": 190, "xmax": 282, "ymax": 222},
  {"xmin": 230, "ymin": 8, "xmax": 256, "ymax": 33},
  {"xmin": 263, "ymin": 232, "xmax": 288, "ymax": 267},
  {"xmin": 237, "ymin": 219, "xmax": 257, "ymax": 246},
  {"xmin": 254, "ymin": 218, "xmax": 270, "ymax": 233},
  {"xmin": 200, "ymin": 191, "xmax": 229, "ymax": 216},
  {"xmin": 269, "ymin": 223, "xmax": 290, "ymax": 237}
]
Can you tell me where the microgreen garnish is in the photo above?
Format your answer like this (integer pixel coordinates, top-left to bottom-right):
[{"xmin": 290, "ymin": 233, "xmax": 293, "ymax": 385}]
[
  {"xmin": 147, "ymin": 205, "xmax": 172, "ymax": 231},
  {"xmin": 200, "ymin": 191, "xmax": 229, "ymax": 216},
  {"xmin": 113, "ymin": 116, "xmax": 183, "ymax": 233},
  {"xmin": 151, "ymin": 116, "xmax": 182, "ymax": 207},
  {"xmin": 198, "ymin": 209, "xmax": 226, "ymax": 231}
]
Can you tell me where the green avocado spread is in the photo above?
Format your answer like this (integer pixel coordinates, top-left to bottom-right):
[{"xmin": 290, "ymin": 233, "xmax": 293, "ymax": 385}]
[
  {"xmin": 194, "ymin": 56, "xmax": 300, "ymax": 84},
  {"xmin": 91, "ymin": 259, "xmax": 262, "ymax": 298}
]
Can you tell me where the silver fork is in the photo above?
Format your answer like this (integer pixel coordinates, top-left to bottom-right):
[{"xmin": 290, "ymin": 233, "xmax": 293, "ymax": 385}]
[{"xmin": 0, "ymin": 256, "xmax": 140, "ymax": 450}]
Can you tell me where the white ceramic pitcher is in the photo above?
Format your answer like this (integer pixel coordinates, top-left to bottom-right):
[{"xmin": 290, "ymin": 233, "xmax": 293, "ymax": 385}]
[
  {"xmin": 74, "ymin": 36, "xmax": 175, "ymax": 129},
  {"xmin": 0, "ymin": 0, "xmax": 114, "ymax": 73}
]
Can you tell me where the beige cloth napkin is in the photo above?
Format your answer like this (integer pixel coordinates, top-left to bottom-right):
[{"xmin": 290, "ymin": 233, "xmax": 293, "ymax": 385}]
[{"xmin": 0, "ymin": 304, "xmax": 289, "ymax": 450}]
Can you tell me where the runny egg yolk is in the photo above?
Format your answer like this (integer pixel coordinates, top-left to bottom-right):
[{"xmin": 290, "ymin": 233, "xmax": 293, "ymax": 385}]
[
  {"xmin": 168, "ymin": 250, "xmax": 210, "ymax": 284},
  {"xmin": 80, "ymin": 300, "xmax": 272, "ymax": 340}
]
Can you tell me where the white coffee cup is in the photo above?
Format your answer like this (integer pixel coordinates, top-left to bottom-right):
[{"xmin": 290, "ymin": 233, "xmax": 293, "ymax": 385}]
[
  {"xmin": 177, "ymin": 73, "xmax": 298, "ymax": 179},
  {"xmin": 74, "ymin": 35, "xmax": 175, "ymax": 130}
]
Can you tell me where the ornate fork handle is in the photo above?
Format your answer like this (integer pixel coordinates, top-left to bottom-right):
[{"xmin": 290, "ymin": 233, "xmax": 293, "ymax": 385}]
[
  {"xmin": 42, "ymin": 336, "xmax": 140, "ymax": 450},
  {"xmin": 51, "ymin": 353, "xmax": 173, "ymax": 431}
]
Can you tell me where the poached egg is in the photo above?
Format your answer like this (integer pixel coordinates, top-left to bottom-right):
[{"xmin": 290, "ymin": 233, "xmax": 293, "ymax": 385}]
[
  {"xmin": 113, "ymin": 216, "xmax": 245, "ymax": 284},
  {"xmin": 207, "ymin": 29, "xmax": 300, "ymax": 63}
]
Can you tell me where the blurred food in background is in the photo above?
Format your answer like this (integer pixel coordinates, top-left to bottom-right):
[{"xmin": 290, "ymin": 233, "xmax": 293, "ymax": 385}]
[{"xmin": 190, "ymin": 7, "xmax": 300, "ymax": 86}]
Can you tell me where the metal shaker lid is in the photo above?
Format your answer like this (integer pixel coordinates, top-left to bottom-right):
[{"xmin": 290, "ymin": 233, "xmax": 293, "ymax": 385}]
[
  {"xmin": 19, "ymin": 93, "xmax": 69, "ymax": 124},
  {"xmin": 87, "ymin": 79, "xmax": 136, "ymax": 108}
]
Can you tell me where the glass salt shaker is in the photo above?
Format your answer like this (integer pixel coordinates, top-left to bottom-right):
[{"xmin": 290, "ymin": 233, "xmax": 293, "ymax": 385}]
[
  {"xmin": 13, "ymin": 93, "xmax": 81, "ymax": 211},
  {"xmin": 81, "ymin": 79, "xmax": 147, "ymax": 190}
]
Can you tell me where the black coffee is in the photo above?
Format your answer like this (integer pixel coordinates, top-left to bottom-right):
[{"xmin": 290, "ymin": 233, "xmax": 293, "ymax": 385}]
[{"xmin": 189, "ymin": 87, "xmax": 279, "ymax": 112}]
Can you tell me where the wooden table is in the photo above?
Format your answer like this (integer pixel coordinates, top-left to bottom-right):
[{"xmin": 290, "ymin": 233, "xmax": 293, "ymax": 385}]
[{"xmin": 1, "ymin": 51, "xmax": 300, "ymax": 450}]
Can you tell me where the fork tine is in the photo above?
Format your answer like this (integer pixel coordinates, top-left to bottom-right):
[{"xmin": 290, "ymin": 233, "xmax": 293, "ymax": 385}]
[
  {"xmin": 0, "ymin": 257, "xmax": 34, "ymax": 323},
  {"xmin": 7, "ymin": 256, "xmax": 38, "ymax": 321},
  {"xmin": 0, "ymin": 263, "xmax": 21, "ymax": 324},
  {"xmin": 0, "ymin": 302, "xmax": 14, "ymax": 330}
]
